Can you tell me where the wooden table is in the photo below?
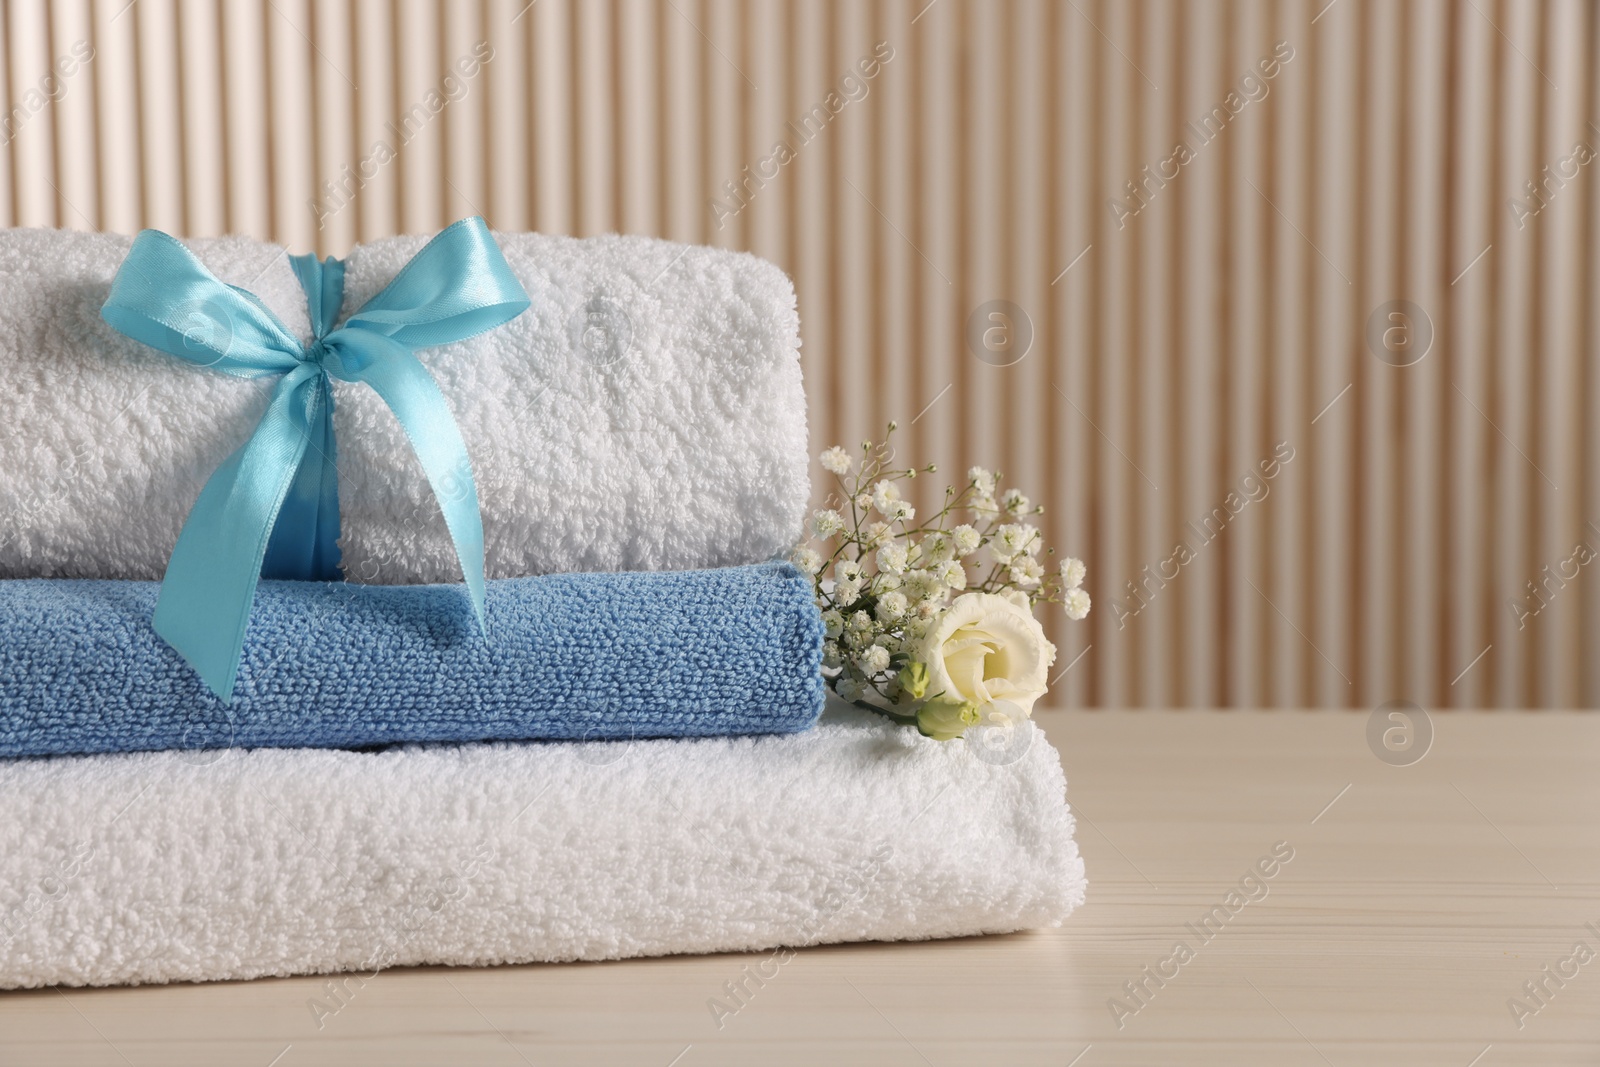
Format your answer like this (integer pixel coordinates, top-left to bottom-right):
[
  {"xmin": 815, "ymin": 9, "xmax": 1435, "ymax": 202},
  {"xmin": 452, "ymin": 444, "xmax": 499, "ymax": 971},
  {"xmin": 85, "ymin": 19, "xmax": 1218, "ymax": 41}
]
[{"xmin": 3, "ymin": 709, "xmax": 1597, "ymax": 1066}]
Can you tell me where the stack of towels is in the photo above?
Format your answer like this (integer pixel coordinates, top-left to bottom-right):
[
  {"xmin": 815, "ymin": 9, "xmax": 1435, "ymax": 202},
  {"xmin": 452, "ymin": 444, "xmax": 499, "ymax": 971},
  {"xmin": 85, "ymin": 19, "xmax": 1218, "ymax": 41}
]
[{"xmin": 0, "ymin": 227, "xmax": 1084, "ymax": 988}]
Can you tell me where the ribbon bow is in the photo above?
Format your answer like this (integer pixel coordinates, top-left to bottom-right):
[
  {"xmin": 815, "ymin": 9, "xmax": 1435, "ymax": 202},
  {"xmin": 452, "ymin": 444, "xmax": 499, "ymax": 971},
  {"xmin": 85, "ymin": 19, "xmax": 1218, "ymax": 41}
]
[{"xmin": 102, "ymin": 218, "xmax": 530, "ymax": 702}]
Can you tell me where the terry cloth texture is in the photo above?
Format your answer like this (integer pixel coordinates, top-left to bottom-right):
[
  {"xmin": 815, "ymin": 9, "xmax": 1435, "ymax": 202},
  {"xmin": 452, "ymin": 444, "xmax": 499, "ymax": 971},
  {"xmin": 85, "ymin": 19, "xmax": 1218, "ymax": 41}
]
[
  {"xmin": 0, "ymin": 227, "xmax": 808, "ymax": 583},
  {"xmin": 0, "ymin": 704, "xmax": 1085, "ymax": 989},
  {"xmin": 0, "ymin": 562, "xmax": 824, "ymax": 758}
]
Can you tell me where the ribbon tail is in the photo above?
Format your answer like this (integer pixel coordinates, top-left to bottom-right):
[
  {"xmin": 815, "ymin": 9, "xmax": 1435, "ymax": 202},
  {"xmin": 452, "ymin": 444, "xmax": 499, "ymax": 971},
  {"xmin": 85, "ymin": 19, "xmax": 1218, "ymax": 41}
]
[
  {"xmin": 354, "ymin": 348, "xmax": 487, "ymax": 630},
  {"xmin": 153, "ymin": 366, "xmax": 324, "ymax": 701},
  {"xmin": 261, "ymin": 375, "xmax": 342, "ymax": 581}
]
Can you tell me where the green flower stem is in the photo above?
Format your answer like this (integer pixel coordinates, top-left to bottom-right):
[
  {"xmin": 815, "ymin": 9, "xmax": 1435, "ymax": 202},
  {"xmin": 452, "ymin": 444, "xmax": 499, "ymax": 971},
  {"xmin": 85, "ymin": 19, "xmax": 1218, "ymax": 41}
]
[{"xmin": 825, "ymin": 675, "xmax": 919, "ymax": 725}]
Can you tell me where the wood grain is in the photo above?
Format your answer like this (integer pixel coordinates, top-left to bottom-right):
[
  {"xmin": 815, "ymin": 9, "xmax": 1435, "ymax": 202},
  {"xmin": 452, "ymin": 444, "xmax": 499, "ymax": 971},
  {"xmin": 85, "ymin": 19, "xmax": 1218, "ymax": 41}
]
[{"xmin": 3, "ymin": 708, "xmax": 1596, "ymax": 1065}]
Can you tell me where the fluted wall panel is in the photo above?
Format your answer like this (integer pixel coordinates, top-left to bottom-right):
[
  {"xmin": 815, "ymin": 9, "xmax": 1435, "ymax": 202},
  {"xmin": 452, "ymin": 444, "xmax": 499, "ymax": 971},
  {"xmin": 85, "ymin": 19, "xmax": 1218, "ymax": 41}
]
[{"xmin": 3, "ymin": 0, "xmax": 1593, "ymax": 707}]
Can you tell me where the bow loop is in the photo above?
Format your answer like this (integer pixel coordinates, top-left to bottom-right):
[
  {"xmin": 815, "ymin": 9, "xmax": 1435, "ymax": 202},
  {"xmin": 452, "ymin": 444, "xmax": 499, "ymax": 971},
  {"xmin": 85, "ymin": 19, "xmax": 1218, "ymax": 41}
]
[
  {"xmin": 102, "ymin": 231, "xmax": 305, "ymax": 378},
  {"xmin": 344, "ymin": 218, "xmax": 533, "ymax": 348},
  {"xmin": 101, "ymin": 218, "xmax": 530, "ymax": 702}
]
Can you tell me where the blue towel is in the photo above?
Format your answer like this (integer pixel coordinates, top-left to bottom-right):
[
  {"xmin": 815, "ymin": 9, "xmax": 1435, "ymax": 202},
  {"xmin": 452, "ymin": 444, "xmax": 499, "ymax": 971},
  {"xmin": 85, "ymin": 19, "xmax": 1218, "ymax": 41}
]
[{"xmin": 0, "ymin": 562, "xmax": 824, "ymax": 758}]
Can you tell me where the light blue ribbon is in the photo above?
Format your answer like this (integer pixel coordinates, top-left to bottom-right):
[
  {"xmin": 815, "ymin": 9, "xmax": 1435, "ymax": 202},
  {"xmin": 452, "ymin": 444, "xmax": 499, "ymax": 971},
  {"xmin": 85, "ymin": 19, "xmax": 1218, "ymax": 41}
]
[{"xmin": 102, "ymin": 217, "xmax": 531, "ymax": 702}]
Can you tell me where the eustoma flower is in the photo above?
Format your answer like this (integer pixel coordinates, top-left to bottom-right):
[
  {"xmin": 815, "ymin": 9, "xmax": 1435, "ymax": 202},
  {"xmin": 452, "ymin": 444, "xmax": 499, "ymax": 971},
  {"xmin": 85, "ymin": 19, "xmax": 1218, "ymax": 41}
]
[{"xmin": 917, "ymin": 592, "xmax": 1056, "ymax": 716}]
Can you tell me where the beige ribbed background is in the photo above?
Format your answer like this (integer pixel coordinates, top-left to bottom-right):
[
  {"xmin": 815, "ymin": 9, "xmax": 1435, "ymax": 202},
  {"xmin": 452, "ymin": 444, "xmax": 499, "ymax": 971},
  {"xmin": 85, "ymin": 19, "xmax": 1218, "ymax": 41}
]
[{"xmin": 2, "ymin": 0, "xmax": 1595, "ymax": 707}]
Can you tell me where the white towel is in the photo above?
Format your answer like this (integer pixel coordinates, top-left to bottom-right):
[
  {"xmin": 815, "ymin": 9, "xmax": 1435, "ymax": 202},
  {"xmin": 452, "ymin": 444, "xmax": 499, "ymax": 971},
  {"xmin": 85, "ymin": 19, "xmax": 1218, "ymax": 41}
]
[
  {"xmin": 0, "ymin": 227, "xmax": 808, "ymax": 583},
  {"xmin": 0, "ymin": 704, "xmax": 1084, "ymax": 989}
]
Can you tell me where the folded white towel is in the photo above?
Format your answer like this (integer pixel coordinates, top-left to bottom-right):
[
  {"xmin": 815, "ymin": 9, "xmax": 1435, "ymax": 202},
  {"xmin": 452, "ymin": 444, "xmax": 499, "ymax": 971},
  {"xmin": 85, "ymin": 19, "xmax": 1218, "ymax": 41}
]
[
  {"xmin": 0, "ymin": 704, "xmax": 1083, "ymax": 989},
  {"xmin": 0, "ymin": 227, "xmax": 808, "ymax": 583}
]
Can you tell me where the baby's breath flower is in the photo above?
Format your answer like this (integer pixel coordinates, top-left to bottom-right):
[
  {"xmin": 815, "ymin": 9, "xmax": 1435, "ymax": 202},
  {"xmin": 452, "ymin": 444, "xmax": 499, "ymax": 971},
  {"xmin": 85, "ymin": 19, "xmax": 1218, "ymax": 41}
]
[
  {"xmin": 1021, "ymin": 525, "xmax": 1042, "ymax": 555},
  {"xmin": 836, "ymin": 560, "xmax": 863, "ymax": 583},
  {"xmin": 1010, "ymin": 556, "xmax": 1045, "ymax": 588},
  {"xmin": 901, "ymin": 616, "xmax": 930, "ymax": 641},
  {"xmin": 857, "ymin": 644, "xmax": 891, "ymax": 674},
  {"xmin": 870, "ymin": 480, "xmax": 902, "ymax": 516},
  {"xmin": 854, "ymin": 493, "xmax": 872, "ymax": 512},
  {"xmin": 968, "ymin": 466, "xmax": 996, "ymax": 496},
  {"xmin": 848, "ymin": 610, "xmax": 874, "ymax": 633},
  {"xmin": 1002, "ymin": 488, "xmax": 1031, "ymax": 515},
  {"xmin": 875, "ymin": 591, "xmax": 908, "ymax": 623},
  {"xmin": 820, "ymin": 446, "xmax": 854, "ymax": 475},
  {"xmin": 791, "ymin": 546, "xmax": 824, "ymax": 574},
  {"xmin": 812, "ymin": 509, "xmax": 845, "ymax": 538},
  {"xmin": 921, "ymin": 531, "xmax": 955, "ymax": 565},
  {"xmin": 988, "ymin": 523, "xmax": 1033, "ymax": 565},
  {"xmin": 875, "ymin": 572, "xmax": 902, "ymax": 591},
  {"xmin": 1060, "ymin": 557, "xmax": 1087, "ymax": 589},
  {"xmin": 901, "ymin": 569, "xmax": 942, "ymax": 602},
  {"xmin": 934, "ymin": 560, "xmax": 967, "ymax": 590},
  {"xmin": 822, "ymin": 641, "xmax": 843, "ymax": 669},
  {"xmin": 1065, "ymin": 588, "xmax": 1092, "ymax": 620},
  {"xmin": 877, "ymin": 542, "xmax": 910, "ymax": 575},
  {"xmin": 951, "ymin": 525, "xmax": 981, "ymax": 556},
  {"xmin": 834, "ymin": 578, "xmax": 863, "ymax": 604},
  {"xmin": 836, "ymin": 675, "xmax": 864, "ymax": 702},
  {"xmin": 971, "ymin": 493, "xmax": 998, "ymax": 514},
  {"xmin": 821, "ymin": 609, "xmax": 844, "ymax": 639},
  {"xmin": 863, "ymin": 521, "xmax": 892, "ymax": 548},
  {"xmin": 888, "ymin": 500, "xmax": 915, "ymax": 523}
]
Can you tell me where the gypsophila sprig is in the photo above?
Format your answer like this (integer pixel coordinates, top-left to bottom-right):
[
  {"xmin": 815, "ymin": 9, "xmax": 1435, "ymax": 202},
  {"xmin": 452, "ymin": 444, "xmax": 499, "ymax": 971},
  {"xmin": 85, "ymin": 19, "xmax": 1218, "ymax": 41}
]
[{"xmin": 793, "ymin": 422, "xmax": 1090, "ymax": 741}]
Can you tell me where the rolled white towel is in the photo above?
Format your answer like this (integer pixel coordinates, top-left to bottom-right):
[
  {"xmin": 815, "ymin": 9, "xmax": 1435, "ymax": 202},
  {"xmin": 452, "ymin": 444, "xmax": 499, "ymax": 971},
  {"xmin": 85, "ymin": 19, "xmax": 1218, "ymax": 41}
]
[
  {"xmin": 0, "ymin": 227, "xmax": 808, "ymax": 582},
  {"xmin": 0, "ymin": 703, "xmax": 1084, "ymax": 988}
]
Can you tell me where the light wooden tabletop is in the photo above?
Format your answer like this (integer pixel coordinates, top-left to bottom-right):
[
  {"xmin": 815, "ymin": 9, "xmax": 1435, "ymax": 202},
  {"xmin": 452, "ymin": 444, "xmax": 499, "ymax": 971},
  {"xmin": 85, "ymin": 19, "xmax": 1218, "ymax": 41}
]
[{"xmin": 3, "ymin": 709, "xmax": 1597, "ymax": 1066}]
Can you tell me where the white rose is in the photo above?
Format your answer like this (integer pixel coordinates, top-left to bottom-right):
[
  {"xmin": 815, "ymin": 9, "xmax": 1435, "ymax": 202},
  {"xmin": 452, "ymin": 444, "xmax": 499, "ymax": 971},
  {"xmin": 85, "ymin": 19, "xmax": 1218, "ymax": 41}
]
[{"xmin": 916, "ymin": 592, "xmax": 1056, "ymax": 717}]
